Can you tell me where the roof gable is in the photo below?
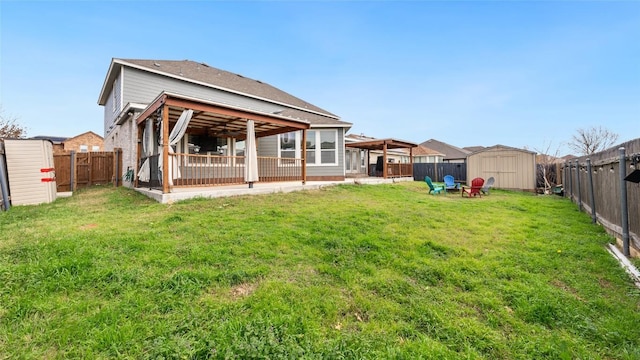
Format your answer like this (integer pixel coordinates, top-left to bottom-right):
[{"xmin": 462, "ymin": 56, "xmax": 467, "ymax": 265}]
[
  {"xmin": 419, "ymin": 139, "xmax": 470, "ymax": 159},
  {"xmin": 103, "ymin": 59, "xmax": 337, "ymax": 118},
  {"xmin": 65, "ymin": 131, "xmax": 104, "ymax": 142}
]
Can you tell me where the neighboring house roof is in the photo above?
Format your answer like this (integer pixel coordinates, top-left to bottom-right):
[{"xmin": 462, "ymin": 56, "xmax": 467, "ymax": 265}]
[
  {"xmin": 30, "ymin": 135, "xmax": 68, "ymax": 144},
  {"xmin": 463, "ymin": 146, "xmax": 485, "ymax": 153},
  {"xmin": 420, "ymin": 139, "xmax": 470, "ymax": 160},
  {"xmin": 65, "ymin": 131, "xmax": 104, "ymax": 142},
  {"xmin": 467, "ymin": 144, "xmax": 537, "ymax": 156},
  {"xmin": 98, "ymin": 58, "xmax": 351, "ymax": 128},
  {"xmin": 410, "ymin": 145, "xmax": 445, "ymax": 157}
]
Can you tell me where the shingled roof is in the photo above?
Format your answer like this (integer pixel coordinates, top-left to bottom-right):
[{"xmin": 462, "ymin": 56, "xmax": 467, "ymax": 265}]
[
  {"xmin": 419, "ymin": 139, "xmax": 470, "ymax": 161},
  {"xmin": 99, "ymin": 59, "xmax": 349, "ymax": 127}
]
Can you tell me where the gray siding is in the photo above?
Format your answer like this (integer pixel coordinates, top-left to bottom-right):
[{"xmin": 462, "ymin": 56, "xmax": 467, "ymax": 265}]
[
  {"xmin": 257, "ymin": 129, "xmax": 345, "ymax": 178},
  {"xmin": 103, "ymin": 73, "xmax": 121, "ymax": 136},
  {"xmin": 122, "ymin": 68, "xmax": 284, "ymax": 114}
]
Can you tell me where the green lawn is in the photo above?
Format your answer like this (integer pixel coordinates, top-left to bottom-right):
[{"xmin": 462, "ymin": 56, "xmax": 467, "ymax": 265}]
[{"xmin": 1, "ymin": 183, "xmax": 639, "ymax": 359}]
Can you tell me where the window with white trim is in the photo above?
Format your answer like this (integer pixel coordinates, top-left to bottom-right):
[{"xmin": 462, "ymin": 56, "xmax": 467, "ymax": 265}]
[{"xmin": 278, "ymin": 130, "xmax": 338, "ymax": 166}]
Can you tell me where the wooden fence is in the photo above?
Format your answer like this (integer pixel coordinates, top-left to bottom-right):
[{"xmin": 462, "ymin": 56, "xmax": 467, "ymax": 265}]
[
  {"xmin": 413, "ymin": 163, "xmax": 467, "ymax": 183},
  {"xmin": 53, "ymin": 149, "xmax": 123, "ymax": 192},
  {"xmin": 564, "ymin": 138, "xmax": 640, "ymax": 255}
]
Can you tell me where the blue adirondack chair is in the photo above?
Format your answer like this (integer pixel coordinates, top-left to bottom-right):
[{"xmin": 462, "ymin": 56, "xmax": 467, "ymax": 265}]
[
  {"xmin": 425, "ymin": 176, "xmax": 444, "ymax": 195},
  {"xmin": 444, "ymin": 175, "xmax": 460, "ymax": 191}
]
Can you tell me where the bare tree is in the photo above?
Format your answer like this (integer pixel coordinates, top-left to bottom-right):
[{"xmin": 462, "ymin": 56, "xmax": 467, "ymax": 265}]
[
  {"xmin": 568, "ymin": 126, "xmax": 619, "ymax": 156},
  {"xmin": 534, "ymin": 140, "xmax": 562, "ymax": 194},
  {"xmin": 0, "ymin": 106, "xmax": 27, "ymax": 138}
]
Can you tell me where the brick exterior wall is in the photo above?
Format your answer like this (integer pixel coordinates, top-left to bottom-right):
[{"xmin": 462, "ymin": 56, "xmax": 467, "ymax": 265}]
[
  {"xmin": 104, "ymin": 119, "xmax": 138, "ymax": 188},
  {"xmin": 63, "ymin": 131, "xmax": 104, "ymax": 153}
]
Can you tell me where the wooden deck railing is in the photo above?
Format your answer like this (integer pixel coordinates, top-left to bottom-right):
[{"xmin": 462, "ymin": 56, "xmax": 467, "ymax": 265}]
[
  {"xmin": 387, "ymin": 163, "xmax": 413, "ymax": 178},
  {"xmin": 167, "ymin": 153, "xmax": 302, "ymax": 187}
]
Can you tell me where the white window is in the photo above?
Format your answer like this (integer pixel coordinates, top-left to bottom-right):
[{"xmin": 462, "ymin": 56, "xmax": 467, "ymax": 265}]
[
  {"xmin": 92, "ymin": 145, "xmax": 100, "ymax": 152},
  {"xmin": 80, "ymin": 145, "xmax": 88, "ymax": 153},
  {"xmin": 278, "ymin": 130, "xmax": 338, "ymax": 166}
]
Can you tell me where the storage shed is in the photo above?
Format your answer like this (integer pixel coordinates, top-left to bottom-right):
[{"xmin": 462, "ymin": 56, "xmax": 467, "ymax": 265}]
[
  {"xmin": 3, "ymin": 139, "xmax": 57, "ymax": 206},
  {"xmin": 466, "ymin": 145, "xmax": 536, "ymax": 191}
]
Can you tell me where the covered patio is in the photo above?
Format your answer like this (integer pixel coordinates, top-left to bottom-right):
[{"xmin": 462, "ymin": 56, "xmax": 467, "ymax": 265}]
[
  {"xmin": 345, "ymin": 138, "xmax": 417, "ymax": 179},
  {"xmin": 135, "ymin": 92, "xmax": 310, "ymax": 194}
]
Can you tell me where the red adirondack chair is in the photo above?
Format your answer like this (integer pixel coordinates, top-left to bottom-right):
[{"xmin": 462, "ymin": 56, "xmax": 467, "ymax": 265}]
[{"xmin": 462, "ymin": 177, "xmax": 485, "ymax": 198}]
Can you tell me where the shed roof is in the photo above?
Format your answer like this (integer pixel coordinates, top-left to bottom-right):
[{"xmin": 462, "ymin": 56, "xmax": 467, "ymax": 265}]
[{"xmin": 467, "ymin": 144, "xmax": 536, "ymax": 156}]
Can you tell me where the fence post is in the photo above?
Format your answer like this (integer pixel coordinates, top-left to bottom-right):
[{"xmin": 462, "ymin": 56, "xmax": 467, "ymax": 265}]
[
  {"xmin": 619, "ymin": 147, "xmax": 630, "ymax": 256},
  {"xmin": 568, "ymin": 161, "xmax": 573, "ymax": 202},
  {"xmin": 586, "ymin": 158, "xmax": 596, "ymax": 224},
  {"xmin": 70, "ymin": 150, "xmax": 75, "ymax": 192},
  {"xmin": 575, "ymin": 160, "xmax": 582, "ymax": 211},
  {"xmin": 114, "ymin": 149, "xmax": 119, "ymax": 187},
  {"xmin": 0, "ymin": 143, "xmax": 11, "ymax": 211}
]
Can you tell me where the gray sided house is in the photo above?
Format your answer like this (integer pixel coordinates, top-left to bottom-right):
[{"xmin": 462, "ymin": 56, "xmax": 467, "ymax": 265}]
[{"xmin": 98, "ymin": 59, "xmax": 352, "ymax": 194}]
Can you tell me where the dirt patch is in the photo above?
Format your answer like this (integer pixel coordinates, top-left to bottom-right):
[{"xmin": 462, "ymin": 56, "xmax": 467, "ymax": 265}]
[
  {"xmin": 79, "ymin": 223, "xmax": 98, "ymax": 230},
  {"xmin": 230, "ymin": 282, "xmax": 257, "ymax": 299}
]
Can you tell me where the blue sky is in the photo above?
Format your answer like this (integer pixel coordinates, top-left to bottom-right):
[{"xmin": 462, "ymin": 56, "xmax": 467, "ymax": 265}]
[{"xmin": 1, "ymin": 1, "xmax": 639, "ymax": 155}]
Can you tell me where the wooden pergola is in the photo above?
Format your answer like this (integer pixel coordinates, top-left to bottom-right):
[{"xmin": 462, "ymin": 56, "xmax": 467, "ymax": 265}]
[
  {"xmin": 135, "ymin": 92, "xmax": 311, "ymax": 193},
  {"xmin": 345, "ymin": 138, "xmax": 417, "ymax": 179}
]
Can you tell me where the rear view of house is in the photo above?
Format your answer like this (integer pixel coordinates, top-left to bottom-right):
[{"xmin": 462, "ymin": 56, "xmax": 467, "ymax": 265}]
[{"xmin": 97, "ymin": 59, "xmax": 352, "ymax": 197}]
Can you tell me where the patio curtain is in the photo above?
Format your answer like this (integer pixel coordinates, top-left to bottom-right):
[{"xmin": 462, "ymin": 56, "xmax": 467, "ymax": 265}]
[
  {"xmin": 244, "ymin": 119, "xmax": 259, "ymax": 186},
  {"xmin": 137, "ymin": 119, "xmax": 154, "ymax": 182},
  {"xmin": 159, "ymin": 109, "xmax": 193, "ymax": 186}
]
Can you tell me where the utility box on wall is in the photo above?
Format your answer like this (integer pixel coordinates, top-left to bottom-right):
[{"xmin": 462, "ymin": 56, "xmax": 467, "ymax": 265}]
[{"xmin": 4, "ymin": 139, "xmax": 57, "ymax": 206}]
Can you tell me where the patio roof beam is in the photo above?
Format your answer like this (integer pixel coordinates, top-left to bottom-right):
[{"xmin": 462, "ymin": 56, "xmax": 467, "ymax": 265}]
[{"xmin": 164, "ymin": 97, "xmax": 310, "ymax": 130}]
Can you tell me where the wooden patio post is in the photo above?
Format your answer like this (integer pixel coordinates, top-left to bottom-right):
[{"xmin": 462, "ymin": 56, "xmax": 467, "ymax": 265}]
[
  {"xmin": 162, "ymin": 104, "xmax": 170, "ymax": 194},
  {"xmin": 383, "ymin": 142, "xmax": 388, "ymax": 179},
  {"xmin": 410, "ymin": 147, "xmax": 414, "ymax": 178},
  {"xmin": 301, "ymin": 129, "xmax": 307, "ymax": 184}
]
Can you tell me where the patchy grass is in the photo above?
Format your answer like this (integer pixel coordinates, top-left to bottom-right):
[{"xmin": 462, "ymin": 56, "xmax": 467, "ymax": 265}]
[{"xmin": 0, "ymin": 182, "xmax": 639, "ymax": 359}]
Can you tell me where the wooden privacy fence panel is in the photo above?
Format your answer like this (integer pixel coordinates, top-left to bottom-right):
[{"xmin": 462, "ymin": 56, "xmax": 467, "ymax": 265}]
[
  {"xmin": 53, "ymin": 154, "xmax": 72, "ymax": 192},
  {"xmin": 413, "ymin": 163, "xmax": 467, "ymax": 183},
  {"xmin": 53, "ymin": 150, "xmax": 122, "ymax": 192},
  {"xmin": 564, "ymin": 138, "xmax": 640, "ymax": 252}
]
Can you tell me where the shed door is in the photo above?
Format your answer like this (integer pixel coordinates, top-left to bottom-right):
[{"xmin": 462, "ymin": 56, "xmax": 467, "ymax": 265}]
[
  {"xmin": 500, "ymin": 156, "xmax": 517, "ymax": 188},
  {"xmin": 482, "ymin": 155, "xmax": 517, "ymax": 188}
]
